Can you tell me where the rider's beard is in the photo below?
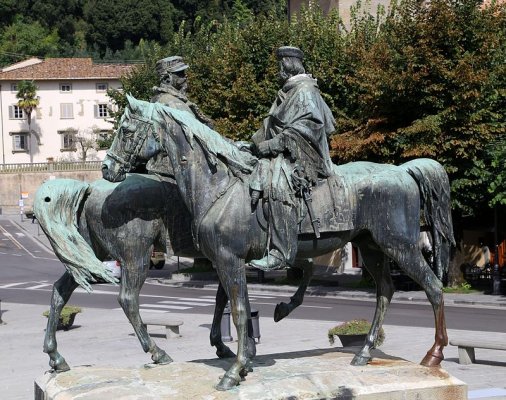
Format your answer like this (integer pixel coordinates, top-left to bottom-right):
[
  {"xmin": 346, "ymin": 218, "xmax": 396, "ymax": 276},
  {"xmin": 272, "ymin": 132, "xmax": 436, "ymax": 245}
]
[
  {"xmin": 278, "ymin": 70, "xmax": 290, "ymax": 86},
  {"xmin": 178, "ymin": 81, "xmax": 188, "ymax": 95}
]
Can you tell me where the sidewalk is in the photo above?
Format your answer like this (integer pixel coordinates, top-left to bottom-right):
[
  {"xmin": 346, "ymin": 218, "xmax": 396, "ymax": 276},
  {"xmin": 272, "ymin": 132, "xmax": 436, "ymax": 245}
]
[{"xmin": 2, "ymin": 214, "xmax": 506, "ymax": 399}]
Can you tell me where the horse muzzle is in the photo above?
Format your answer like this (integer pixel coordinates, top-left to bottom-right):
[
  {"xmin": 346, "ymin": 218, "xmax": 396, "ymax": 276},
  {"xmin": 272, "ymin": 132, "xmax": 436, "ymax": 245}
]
[{"xmin": 102, "ymin": 158, "xmax": 126, "ymax": 183}]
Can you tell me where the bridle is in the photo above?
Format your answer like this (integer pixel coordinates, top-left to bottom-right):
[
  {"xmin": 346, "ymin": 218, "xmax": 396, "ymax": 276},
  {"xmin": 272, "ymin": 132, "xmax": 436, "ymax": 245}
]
[{"xmin": 106, "ymin": 114, "xmax": 158, "ymax": 176}]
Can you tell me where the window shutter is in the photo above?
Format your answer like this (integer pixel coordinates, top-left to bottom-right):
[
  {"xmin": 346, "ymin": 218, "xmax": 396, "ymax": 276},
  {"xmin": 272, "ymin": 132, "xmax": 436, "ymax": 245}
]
[
  {"xmin": 9, "ymin": 106, "xmax": 13, "ymax": 119},
  {"xmin": 94, "ymin": 104, "xmax": 98, "ymax": 118}
]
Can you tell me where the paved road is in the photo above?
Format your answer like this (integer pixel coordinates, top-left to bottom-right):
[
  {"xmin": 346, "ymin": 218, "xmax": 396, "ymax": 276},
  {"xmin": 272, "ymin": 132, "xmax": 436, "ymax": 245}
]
[{"xmin": 1, "ymin": 215, "xmax": 505, "ymax": 333}]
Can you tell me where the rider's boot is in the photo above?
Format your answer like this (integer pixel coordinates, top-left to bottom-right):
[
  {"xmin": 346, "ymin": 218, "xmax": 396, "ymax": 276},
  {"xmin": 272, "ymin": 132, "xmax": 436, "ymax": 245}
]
[{"xmin": 249, "ymin": 249, "xmax": 285, "ymax": 271}]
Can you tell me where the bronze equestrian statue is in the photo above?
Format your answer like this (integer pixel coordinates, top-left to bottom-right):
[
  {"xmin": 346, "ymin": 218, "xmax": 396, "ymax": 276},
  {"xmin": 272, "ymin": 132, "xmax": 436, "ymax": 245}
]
[{"xmin": 101, "ymin": 88, "xmax": 454, "ymax": 390}]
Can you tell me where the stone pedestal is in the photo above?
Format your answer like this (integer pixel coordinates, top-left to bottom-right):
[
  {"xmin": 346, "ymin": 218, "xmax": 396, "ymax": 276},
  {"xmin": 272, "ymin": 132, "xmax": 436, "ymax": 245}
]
[{"xmin": 35, "ymin": 350, "xmax": 466, "ymax": 399}]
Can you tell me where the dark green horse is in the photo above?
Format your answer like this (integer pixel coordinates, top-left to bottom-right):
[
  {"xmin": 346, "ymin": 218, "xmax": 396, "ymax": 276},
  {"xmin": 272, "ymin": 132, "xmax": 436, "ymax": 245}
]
[{"xmin": 102, "ymin": 96, "xmax": 455, "ymax": 390}]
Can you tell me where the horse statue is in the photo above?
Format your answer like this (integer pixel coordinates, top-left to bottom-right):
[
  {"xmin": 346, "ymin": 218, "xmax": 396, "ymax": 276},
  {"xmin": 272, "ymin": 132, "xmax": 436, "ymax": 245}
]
[
  {"xmin": 101, "ymin": 95, "xmax": 455, "ymax": 390},
  {"xmin": 34, "ymin": 174, "xmax": 314, "ymax": 373}
]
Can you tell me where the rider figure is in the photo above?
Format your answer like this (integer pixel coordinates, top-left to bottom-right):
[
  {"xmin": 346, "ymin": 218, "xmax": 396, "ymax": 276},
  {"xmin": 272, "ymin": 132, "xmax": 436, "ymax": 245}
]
[
  {"xmin": 248, "ymin": 46, "xmax": 336, "ymax": 271},
  {"xmin": 148, "ymin": 56, "xmax": 213, "ymax": 174},
  {"xmin": 152, "ymin": 56, "xmax": 213, "ymax": 127}
]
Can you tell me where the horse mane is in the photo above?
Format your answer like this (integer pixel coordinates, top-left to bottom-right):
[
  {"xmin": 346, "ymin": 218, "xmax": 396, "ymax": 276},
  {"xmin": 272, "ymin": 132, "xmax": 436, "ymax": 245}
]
[{"xmin": 126, "ymin": 96, "xmax": 257, "ymax": 176}]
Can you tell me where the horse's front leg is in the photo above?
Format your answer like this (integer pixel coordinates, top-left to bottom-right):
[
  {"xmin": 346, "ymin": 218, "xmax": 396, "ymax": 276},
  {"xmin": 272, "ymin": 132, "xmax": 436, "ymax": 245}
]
[
  {"xmin": 44, "ymin": 271, "xmax": 79, "ymax": 372},
  {"xmin": 118, "ymin": 260, "xmax": 172, "ymax": 365},
  {"xmin": 274, "ymin": 259, "xmax": 313, "ymax": 322},
  {"xmin": 210, "ymin": 281, "xmax": 235, "ymax": 358},
  {"xmin": 215, "ymin": 256, "xmax": 254, "ymax": 391}
]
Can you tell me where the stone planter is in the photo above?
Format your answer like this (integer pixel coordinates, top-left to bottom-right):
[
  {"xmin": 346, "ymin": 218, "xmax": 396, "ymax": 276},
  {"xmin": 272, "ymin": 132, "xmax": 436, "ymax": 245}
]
[
  {"xmin": 337, "ymin": 333, "xmax": 367, "ymax": 347},
  {"xmin": 56, "ymin": 313, "xmax": 78, "ymax": 331}
]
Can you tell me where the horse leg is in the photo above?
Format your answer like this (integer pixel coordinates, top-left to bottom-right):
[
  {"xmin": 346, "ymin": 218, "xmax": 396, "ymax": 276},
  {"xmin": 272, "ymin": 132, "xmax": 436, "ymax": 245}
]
[
  {"xmin": 43, "ymin": 271, "xmax": 79, "ymax": 372},
  {"xmin": 214, "ymin": 255, "xmax": 254, "ymax": 391},
  {"xmin": 210, "ymin": 281, "xmax": 235, "ymax": 358},
  {"xmin": 274, "ymin": 259, "xmax": 313, "ymax": 322},
  {"xmin": 351, "ymin": 247, "xmax": 394, "ymax": 366},
  {"xmin": 117, "ymin": 259, "xmax": 172, "ymax": 365},
  {"xmin": 391, "ymin": 247, "xmax": 448, "ymax": 367}
]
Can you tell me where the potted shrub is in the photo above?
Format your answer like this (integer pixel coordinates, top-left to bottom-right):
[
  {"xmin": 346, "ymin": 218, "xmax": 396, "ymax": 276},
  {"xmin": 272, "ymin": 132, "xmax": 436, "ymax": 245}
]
[
  {"xmin": 43, "ymin": 305, "xmax": 82, "ymax": 331},
  {"xmin": 328, "ymin": 319, "xmax": 385, "ymax": 348}
]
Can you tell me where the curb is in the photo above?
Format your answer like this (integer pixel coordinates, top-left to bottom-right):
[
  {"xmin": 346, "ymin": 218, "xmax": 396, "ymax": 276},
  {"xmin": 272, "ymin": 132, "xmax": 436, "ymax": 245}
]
[{"xmin": 149, "ymin": 278, "xmax": 506, "ymax": 309}]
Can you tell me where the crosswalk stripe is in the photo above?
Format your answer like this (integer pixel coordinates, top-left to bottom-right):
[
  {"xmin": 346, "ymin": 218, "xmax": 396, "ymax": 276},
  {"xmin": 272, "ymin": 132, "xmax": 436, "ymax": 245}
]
[
  {"xmin": 158, "ymin": 296, "xmax": 216, "ymax": 303},
  {"xmin": 158, "ymin": 300, "xmax": 214, "ymax": 306},
  {"xmin": 14, "ymin": 233, "xmax": 25, "ymax": 237},
  {"xmin": 200, "ymin": 294, "xmax": 275, "ymax": 300},
  {"xmin": 0, "ymin": 282, "xmax": 30, "ymax": 288},
  {"xmin": 27, "ymin": 284, "xmax": 52, "ymax": 290},
  {"xmin": 140, "ymin": 304, "xmax": 191, "ymax": 310}
]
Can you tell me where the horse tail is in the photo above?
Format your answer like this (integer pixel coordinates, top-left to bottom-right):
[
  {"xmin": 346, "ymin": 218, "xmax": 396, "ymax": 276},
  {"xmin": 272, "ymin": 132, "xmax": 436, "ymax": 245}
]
[
  {"xmin": 402, "ymin": 159, "xmax": 456, "ymax": 281},
  {"xmin": 34, "ymin": 179, "xmax": 117, "ymax": 292}
]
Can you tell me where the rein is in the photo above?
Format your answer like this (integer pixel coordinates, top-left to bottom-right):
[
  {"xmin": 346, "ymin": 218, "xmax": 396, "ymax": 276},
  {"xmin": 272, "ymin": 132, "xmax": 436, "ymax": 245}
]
[{"xmin": 107, "ymin": 115, "xmax": 159, "ymax": 176}]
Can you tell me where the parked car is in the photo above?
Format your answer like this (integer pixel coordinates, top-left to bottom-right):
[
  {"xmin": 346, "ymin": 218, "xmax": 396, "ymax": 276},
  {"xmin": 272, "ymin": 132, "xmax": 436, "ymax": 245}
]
[
  {"xmin": 150, "ymin": 251, "xmax": 166, "ymax": 269},
  {"xmin": 102, "ymin": 259, "xmax": 121, "ymax": 280}
]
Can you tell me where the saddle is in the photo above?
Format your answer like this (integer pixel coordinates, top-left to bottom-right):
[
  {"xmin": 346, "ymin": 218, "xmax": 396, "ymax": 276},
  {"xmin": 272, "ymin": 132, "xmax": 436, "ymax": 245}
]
[{"xmin": 256, "ymin": 173, "xmax": 354, "ymax": 235}]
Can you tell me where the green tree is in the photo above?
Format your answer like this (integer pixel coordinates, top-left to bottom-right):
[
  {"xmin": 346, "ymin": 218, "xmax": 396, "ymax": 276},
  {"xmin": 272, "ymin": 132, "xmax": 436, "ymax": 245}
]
[
  {"xmin": 82, "ymin": 0, "xmax": 177, "ymax": 55},
  {"xmin": 16, "ymin": 80, "xmax": 40, "ymax": 162},
  {"xmin": 0, "ymin": 20, "xmax": 60, "ymax": 66}
]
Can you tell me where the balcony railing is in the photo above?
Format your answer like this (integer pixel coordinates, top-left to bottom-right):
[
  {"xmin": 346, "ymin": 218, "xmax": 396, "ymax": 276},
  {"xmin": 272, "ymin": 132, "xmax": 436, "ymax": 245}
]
[{"xmin": 0, "ymin": 161, "xmax": 103, "ymax": 173}]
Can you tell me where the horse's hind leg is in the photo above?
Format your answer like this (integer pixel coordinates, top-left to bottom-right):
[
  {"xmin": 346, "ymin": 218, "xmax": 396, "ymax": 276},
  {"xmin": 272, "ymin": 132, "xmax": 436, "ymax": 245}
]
[
  {"xmin": 117, "ymin": 258, "xmax": 172, "ymax": 365},
  {"xmin": 392, "ymin": 247, "xmax": 448, "ymax": 366},
  {"xmin": 274, "ymin": 259, "xmax": 313, "ymax": 322},
  {"xmin": 210, "ymin": 281, "xmax": 235, "ymax": 358},
  {"xmin": 44, "ymin": 271, "xmax": 79, "ymax": 372},
  {"xmin": 351, "ymin": 247, "xmax": 394, "ymax": 366}
]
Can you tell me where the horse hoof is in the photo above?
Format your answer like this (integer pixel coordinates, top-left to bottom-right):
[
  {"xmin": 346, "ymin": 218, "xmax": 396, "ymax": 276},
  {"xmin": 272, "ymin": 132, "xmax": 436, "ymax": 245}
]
[
  {"xmin": 215, "ymin": 375, "xmax": 240, "ymax": 391},
  {"xmin": 216, "ymin": 347, "xmax": 236, "ymax": 359},
  {"xmin": 351, "ymin": 354, "xmax": 370, "ymax": 366},
  {"xmin": 274, "ymin": 303, "xmax": 290, "ymax": 322},
  {"xmin": 240, "ymin": 360, "xmax": 254, "ymax": 376},
  {"xmin": 421, "ymin": 351, "xmax": 444, "ymax": 367},
  {"xmin": 153, "ymin": 352, "xmax": 173, "ymax": 365},
  {"xmin": 50, "ymin": 358, "xmax": 70, "ymax": 372}
]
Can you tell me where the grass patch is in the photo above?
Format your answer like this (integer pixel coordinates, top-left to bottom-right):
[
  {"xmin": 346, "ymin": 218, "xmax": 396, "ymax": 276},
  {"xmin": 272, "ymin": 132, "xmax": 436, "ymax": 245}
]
[{"xmin": 443, "ymin": 282, "xmax": 479, "ymax": 294}]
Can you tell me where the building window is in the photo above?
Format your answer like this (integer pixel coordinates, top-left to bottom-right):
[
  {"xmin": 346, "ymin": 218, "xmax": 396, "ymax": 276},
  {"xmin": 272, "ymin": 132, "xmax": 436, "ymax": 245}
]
[
  {"xmin": 60, "ymin": 83, "xmax": 72, "ymax": 93},
  {"xmin": 60, "ymin": 103, "xmax": 74, "ymax": 119},
  {"xmin": 96, "ymin": 83, "xmax": 108, "ymax": 92},
  {"xmin": 10, "ymin": 132, "xmax": 29, "ymax": 152},
  {"xmin": 11, "ymin": 83, "xmax": 18, "ymax": 92},
  {"xmin": 94, "ymin": 103, "xmax": 109, "ymax": 118},
  {"xmin": 96, "ymin": 129, "xmax": 113, "ymax": 149},
  {"xmin": 8, "ymin": 105, "xmax": 25, "ymax": 119},
  {"xmin": 58, "ymin": 130, "xmax": 76, "ymax": 151}
]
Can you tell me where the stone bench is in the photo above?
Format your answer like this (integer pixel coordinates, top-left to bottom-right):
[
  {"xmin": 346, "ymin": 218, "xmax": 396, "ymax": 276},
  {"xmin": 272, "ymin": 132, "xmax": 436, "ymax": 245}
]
[
  {"xmin": 450, "ymin": 339, "xmax": 506, "ymax": 365},
  {"xmin": 142, "ymin": 314, "xmax": 183, "ymax": 339}
]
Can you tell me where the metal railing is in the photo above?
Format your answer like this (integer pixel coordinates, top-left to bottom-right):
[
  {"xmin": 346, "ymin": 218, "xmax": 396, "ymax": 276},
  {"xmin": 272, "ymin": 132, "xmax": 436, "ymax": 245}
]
[{"xmin": 0, "ymin": 161, "xmax": 103, "ymax": 173}]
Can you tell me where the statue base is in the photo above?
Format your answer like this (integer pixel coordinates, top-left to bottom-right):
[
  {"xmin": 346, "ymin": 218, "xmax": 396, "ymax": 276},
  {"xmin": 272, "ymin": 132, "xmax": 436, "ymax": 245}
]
[{"xmin": 35, "ymin": 350, "xmax": 466, "ymax": 399}]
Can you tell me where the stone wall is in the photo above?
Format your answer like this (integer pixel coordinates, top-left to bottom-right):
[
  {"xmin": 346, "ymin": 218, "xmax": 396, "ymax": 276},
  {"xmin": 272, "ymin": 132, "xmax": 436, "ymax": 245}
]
[{"xmin": 0, "ymin": 170, "xmax": 102, "ymax": 214}]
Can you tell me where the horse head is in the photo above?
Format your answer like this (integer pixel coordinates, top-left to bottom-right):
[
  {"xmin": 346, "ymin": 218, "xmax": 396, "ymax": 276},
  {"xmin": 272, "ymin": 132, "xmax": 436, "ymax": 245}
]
[{"xmin": 102, "ymin": 95, "xmax": 162, "ymax": 182}]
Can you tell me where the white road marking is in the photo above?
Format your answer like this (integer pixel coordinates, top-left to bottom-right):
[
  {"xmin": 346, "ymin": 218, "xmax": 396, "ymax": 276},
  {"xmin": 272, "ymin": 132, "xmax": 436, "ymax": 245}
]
[
  {"xmin": 158, "ymin": 300, "xmax": 214, "ymax": 306},
  {"xmin": 158, "ymin": 296, "xmax": 215, "ymax": 303},
  {"xmin": 27, "ymin": 283, "xmax": 52, "ymax": 290},
  {"xmin": 140, "ymin": 304, "xmax": 190, "ymax": 310},
  {"xmin": 0, "ymin": 282, "xmax": 30, "ymax": 288},
  {"xmin": 14, "ymin": 233, "xmax": 25, "ymax": 237}
]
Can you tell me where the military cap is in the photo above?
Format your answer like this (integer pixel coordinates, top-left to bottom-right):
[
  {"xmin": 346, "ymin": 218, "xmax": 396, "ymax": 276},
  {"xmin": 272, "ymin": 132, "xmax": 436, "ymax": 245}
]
[
  {"xmin": 156, "ymin": 56, "xmax": 189, "ymax": 73},
  {"xmin": 276, "ymin": 46, "xmax": 304, "ymax": 60}
]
